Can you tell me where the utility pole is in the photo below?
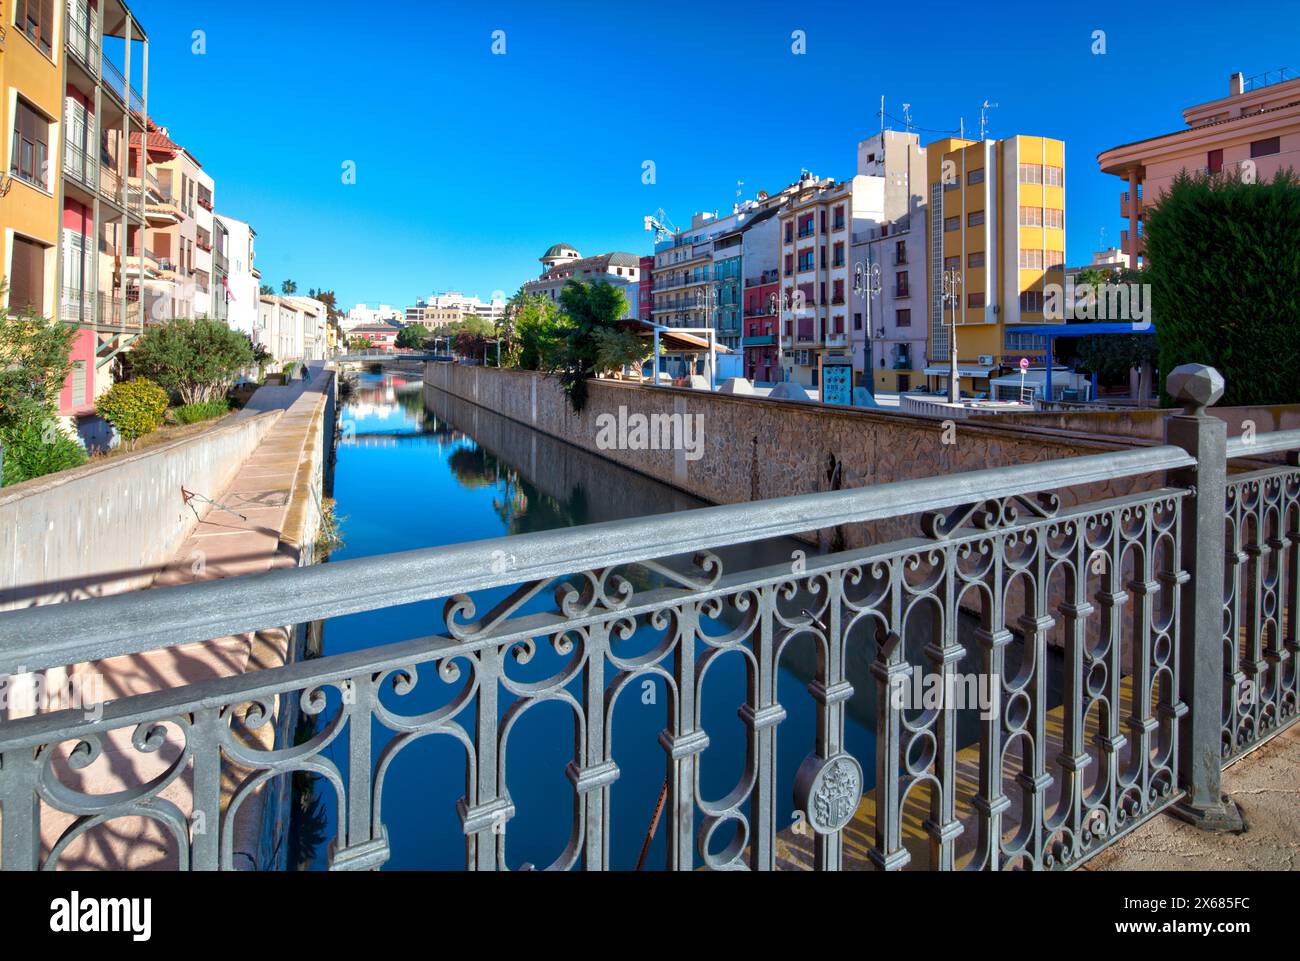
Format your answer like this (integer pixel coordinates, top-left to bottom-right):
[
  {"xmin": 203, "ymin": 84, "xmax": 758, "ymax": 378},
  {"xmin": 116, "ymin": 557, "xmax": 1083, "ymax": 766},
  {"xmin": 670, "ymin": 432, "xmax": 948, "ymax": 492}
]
[{"xmin": 943, "ymin": 267, "xmax": 963, "ymax": 403}]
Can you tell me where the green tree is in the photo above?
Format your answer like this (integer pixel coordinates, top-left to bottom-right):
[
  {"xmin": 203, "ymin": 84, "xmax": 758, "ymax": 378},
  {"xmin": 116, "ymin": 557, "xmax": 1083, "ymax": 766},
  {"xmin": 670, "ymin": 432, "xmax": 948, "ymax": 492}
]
[
  {"xmin": 502, "ymin": 291, "xmax": 561, "ymax": 370},
  {"xmin": 347, "ymin": 335, "xmax": 371, "ymax": 351},
  {"xmin": 1146, "ymin": 169, "xmax": 1300, "ymax": 406},
  {"xmin": 0, "ymin": 419, "xmax": 87, "ymax": 486},
  {"xmin": 0, "ymin": 288, "xmax": 77, "ymax": 430},
  {"xmin": 281, "ymin": 279, "xmax": 298, "ymax": 295},
  {"xmin": 1057, "ymin": 266, "xmax": 1159, "ymax": 399},
  {"xmin": 548, "ymin": 280, "xmax": 631, "ymax": 412},
  {"xmin": 396, "ymin": 324, "xmax": 431, "ymax": 349},
  {"xmin": 259, "ymin": 283, "xmax": 275, "ymax": 296},
  {"xmin": 127, "ymin": 317, "xmax": 254, "ymax": 404}
]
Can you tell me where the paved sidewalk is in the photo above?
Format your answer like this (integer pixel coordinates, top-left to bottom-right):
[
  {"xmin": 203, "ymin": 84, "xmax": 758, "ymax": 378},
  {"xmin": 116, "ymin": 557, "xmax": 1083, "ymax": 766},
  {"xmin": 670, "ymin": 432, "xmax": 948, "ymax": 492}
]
[
  {"xmin": 1085, "ymin": 725, "xmax": 1300, "ymax": 871},
  {"xmin": 38, "ymin": 367, "xmax": 333, "ymax": 870}
]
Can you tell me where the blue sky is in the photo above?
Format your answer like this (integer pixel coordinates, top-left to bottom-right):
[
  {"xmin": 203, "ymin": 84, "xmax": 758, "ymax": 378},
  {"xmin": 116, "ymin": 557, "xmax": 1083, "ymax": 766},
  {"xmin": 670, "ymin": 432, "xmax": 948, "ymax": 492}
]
[{"xmin": 128, "ymin": 0, "xmax": 1300, "ymax": 309}]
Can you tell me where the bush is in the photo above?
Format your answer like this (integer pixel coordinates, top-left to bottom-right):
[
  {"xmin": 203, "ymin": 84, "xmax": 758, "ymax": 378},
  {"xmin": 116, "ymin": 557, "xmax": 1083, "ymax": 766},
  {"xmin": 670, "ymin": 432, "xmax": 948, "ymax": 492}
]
[
  {"xmin": 0, "ymin": 419, "xmax": 88, "ymax": 486},
  {"xmin": 127, "ymin": 317, "xmax": 254, "ymax": 405},
  {"xmin": 171, "ymin": 399, "xmax": 229, "ymax": 425},
  {"xmin": 1147, "ymin": 170, "xmax": 1300, "ymax": 405},
  {"xmin": 96, "ymin": 378, "xmax": 168, "ymax": 446}
]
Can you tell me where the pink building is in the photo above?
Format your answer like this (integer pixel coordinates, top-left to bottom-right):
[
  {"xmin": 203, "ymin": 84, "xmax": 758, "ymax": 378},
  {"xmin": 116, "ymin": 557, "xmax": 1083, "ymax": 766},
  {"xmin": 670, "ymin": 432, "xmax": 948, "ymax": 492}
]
[{"xmin": 1099, "ymin": 70, "xmax": 1300, "ymax": 267}]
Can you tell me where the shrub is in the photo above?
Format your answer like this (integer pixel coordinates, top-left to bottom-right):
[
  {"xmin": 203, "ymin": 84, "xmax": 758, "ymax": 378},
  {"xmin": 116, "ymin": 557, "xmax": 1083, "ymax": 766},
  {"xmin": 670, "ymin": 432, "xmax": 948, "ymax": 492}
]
[
  {"xmin": 127, "ymin": 317, "xmax": 254, "ymax": 404},
  {"xmin": 1147, "ymin": 169, "xmax": 1300, "ymax": 405},
  {"xmin": 0, "ymin": 419, "xmax": 88, "ymax": 486},
  {"xmin": 96, "ymin": 378, "xmax": 168, "ymax": 446},
  {"xmin": 172, "ymin": 399, "xmax": 229, "ymax": 425},
  {"xmin": 0, "ymin": 285, "xmax": 77, "ymax": 432}
]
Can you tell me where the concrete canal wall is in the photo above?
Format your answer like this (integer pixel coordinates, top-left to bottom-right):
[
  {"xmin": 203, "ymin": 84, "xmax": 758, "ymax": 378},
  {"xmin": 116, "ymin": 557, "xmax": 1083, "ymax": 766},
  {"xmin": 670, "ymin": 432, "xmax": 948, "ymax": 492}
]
[
  {"xmin": 0, "ymin": 409, "xmax": 282, "ymax": 612},
  {"xmin": 423, "ymin": 362, "xmax": 1166, "ymax": 548}
]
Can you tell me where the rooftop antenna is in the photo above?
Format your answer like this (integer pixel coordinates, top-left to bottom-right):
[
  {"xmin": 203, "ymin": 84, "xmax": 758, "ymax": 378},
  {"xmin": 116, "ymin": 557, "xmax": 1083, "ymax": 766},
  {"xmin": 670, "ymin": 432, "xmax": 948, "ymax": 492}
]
[
  {"xmin": 979, "ymin": 100, "xmax": 999, "ymax": 140},
  {"xmin": 880, "ymin": 95, "xmax": 885, "ymax": 135},
  {"xmin": 1099, "ymin": 225, "xmax": 1106, "ymax": 251},
  {"xmin": 902, "ymin": 103, "xmax": 912, "ymax": 134}
]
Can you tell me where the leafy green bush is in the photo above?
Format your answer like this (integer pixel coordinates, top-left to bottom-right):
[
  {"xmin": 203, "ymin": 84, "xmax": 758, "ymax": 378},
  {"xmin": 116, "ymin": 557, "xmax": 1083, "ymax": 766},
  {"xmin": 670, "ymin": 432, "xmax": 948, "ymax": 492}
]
[
  {"xmin": 96, "ymin": 378, "xmax": 168, "ymax": 446},
  {"xmin": 172, "ymin": 399, "xmax": 229, "ymax": 425},
  {"xmin": 1147, "ymin": 170, "xmax": 1300, "ymax": 405},
  {"xmin": 126, "ymin": 317, "xmax": 254, "ymax": 405},
  {"xmin": 0, "ymin": 419, "xmax": 88, "ymax": 486}
]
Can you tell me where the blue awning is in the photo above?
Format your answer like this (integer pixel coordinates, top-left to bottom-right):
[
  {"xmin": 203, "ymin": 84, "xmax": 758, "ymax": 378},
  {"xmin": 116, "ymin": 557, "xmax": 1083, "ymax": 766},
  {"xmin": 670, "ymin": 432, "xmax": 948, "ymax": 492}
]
[{"xmin": 1005, "ymin": 323, "xmax": 1155, "ymax": 336}]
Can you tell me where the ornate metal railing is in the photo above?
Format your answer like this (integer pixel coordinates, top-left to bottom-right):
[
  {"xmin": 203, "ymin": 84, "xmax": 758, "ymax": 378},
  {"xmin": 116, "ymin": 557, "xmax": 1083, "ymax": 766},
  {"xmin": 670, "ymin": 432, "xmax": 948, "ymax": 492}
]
[
  {"xmin": 1222, "ymin": 428, "xmax": 1300, "ymax": 761},
  {"xmin": 0, "ymin": 367, "xmax": 1296, "ymax": 871}
]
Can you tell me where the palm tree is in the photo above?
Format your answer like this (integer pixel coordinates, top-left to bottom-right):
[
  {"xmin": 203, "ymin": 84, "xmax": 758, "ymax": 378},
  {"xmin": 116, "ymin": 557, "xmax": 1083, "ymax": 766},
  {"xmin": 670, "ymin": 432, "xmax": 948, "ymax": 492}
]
[
  {"xmin": 259, "ymin": 283, "xmax": 274, "ymax": 296},
  {"xmin": 281, "ymin": 279, "xmax": 298, "ymax": 295}
]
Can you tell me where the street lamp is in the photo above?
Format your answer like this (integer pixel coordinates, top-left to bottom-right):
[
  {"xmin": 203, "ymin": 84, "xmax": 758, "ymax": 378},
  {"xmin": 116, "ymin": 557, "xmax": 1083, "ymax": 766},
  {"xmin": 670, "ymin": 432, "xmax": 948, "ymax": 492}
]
[
  {"xmin": 942, "ymin": 267, "xmax": 963, "ymax": 403},
  {"xmin": 693, "ymin": 284, "xmax": 719, "ymax": 390},
  {"xmin": 769, "ymin": 288, "xmax": 806, "ymax": 384},
  {"xmin": 853, "ymin": 259, "xmax": 882, "ymax": 396}
]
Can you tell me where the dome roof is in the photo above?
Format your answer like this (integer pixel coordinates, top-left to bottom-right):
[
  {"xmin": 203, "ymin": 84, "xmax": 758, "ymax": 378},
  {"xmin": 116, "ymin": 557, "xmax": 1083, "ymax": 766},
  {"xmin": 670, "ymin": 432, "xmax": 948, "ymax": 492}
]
[{"xmin": 542, "ymin": 243, "xmax": 580, "ymax": 260}]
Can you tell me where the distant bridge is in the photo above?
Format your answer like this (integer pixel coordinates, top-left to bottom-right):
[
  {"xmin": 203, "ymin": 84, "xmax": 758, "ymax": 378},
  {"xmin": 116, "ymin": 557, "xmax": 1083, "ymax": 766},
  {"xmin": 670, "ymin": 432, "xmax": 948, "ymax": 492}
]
[{"xmin": 334, "ymin": 351, "xmax": 453, "ymax": 363}]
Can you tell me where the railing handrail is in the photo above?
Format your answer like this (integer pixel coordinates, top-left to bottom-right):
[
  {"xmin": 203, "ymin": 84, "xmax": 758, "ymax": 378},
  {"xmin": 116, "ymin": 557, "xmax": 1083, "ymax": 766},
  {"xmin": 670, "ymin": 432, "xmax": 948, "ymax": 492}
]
[
  {"xmin": 0, "ymin": 443, "xmax": 1194, "ymax": 674},
  {"xmin": 1226, "ymin": 427, "xmax": 1300, "ymax": 459}
]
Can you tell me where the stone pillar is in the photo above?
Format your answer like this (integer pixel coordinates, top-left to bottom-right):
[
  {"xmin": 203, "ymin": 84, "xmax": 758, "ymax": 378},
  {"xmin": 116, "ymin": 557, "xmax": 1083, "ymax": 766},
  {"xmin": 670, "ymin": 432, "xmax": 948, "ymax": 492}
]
[{"xmin": 1164, "ymin": 364, "xmax": 1243, "ymax": 831}]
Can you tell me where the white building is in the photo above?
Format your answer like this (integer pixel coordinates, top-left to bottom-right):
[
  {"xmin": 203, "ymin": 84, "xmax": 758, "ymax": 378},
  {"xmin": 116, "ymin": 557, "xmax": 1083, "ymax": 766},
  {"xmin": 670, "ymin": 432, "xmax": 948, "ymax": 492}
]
[
  {"xmin": 849, "ymin": 131, "xmax": 930, "ymax": 395},
  {"xmin": 405, "ymin": 291, "xmax": 506, "ymax": 327},
  {"xmin": 216, "ymin": 214, "xmax": 260, "ymax": 341},
  {"xmin": 344, "ymin": 303, "xmax": 403, "ymax": 331},
  {"xmin": 258, "ymin": 294, "xmax": 328, "ymax": 363},
  {"xmin": 523, "ymin": 246, "xmax": 641, "ymax": 319}
]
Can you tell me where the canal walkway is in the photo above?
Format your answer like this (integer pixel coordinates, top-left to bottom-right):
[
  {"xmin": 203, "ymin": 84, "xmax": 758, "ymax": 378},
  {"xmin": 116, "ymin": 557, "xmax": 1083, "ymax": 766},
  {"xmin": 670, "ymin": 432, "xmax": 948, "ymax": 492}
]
[{"xmin": 39, "ymin": 366, "xmax": 335, "ymax": 870}]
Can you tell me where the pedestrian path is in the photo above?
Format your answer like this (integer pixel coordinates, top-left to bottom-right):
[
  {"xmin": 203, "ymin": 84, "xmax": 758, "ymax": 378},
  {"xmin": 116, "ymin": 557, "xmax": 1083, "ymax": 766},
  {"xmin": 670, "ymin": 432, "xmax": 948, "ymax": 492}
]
[{"xmin": 37, "ymin": 366, "xmax": 334, "ymax": 870}]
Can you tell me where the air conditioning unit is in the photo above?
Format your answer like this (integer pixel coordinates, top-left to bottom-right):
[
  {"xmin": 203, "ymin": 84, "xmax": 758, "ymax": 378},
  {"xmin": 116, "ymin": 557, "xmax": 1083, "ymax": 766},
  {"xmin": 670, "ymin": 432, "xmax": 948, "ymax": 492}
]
[{"xmin": 978, "ymin": 355, "xmax": 994, "ymax": 366}]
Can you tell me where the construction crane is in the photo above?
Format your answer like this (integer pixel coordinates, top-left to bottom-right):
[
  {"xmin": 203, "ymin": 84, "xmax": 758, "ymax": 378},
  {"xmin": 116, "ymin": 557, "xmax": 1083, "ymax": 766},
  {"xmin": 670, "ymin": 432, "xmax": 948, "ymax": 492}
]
[{"xmin": 643, "ymin": 208, "xmax": 679, "ymax": 244}]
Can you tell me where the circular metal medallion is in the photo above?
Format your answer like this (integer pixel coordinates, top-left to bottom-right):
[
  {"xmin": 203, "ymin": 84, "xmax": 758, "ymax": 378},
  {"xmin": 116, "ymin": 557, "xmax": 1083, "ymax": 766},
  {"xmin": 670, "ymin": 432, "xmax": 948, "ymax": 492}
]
[{"xmin": 794, "ymin": 752, "xmax": 863, "ymax": 835}]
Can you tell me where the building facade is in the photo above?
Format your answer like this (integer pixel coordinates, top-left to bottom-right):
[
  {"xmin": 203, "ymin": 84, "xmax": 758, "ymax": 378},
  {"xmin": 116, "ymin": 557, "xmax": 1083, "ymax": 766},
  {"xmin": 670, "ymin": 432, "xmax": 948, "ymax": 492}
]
[
  {"xmin": 849, "ymin": 131, "xmax": 929, "ymax": 394},
  {"xmin": 924, "ymin": 134, "xmax": 1066, "ymax": 397},
  {"xmin": 1099, "ymin": 70, "xmax": 1300, "ymax": 269},
  {"xmin": 777, "ymin": 173, "xmax": 885, "ymax": 388},
  {"xmin": 216, "ymin": 213, "xmax": 259, "ymax": 340},
  {"xmin": 523, "ymin": 244, "xmax": 640, "ymax": 318}
]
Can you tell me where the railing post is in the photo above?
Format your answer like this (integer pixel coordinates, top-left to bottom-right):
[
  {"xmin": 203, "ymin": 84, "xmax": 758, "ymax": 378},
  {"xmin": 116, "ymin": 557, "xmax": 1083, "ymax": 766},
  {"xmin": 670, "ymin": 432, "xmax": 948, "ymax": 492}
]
[{"xmin": 1163, "ymin": 364, "xmax": 1244, "ymax": 831}]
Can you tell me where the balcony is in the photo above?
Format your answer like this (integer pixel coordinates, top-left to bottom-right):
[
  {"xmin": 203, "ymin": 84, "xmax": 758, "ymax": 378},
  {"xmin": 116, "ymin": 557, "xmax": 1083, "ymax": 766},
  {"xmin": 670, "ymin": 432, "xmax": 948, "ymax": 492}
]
[
  {"xmin": 744, "ymin": 270, "xmax": 779, "ymax": 287},
  {"xmin": 66, "ymin": 15, "xmax": 101, "ymax": 77},
  {"xmin": 826, "ymin": 330, "xmax": 848, "ymax": 348},
  {"xmin": 62, "ymin": 141, "xmax": 97, "ymax": 192},
  {"xmin": 1120, "ymin": 191, "xmax": 1143, "ymax": 219},
  {"xmin": 893, "ymin": 251, "xmax": 908, "ymax": 266},
  {"xmin": 95, "ymin": 290, "xmax": 143, "ymax": 330},
  {"xmin": 1120, "ymin": 229, "xmax": 1146, "ymax": 257},
  {"xmin": 99, "ymin": 163, "xmax": 124, "ymax": 206}
]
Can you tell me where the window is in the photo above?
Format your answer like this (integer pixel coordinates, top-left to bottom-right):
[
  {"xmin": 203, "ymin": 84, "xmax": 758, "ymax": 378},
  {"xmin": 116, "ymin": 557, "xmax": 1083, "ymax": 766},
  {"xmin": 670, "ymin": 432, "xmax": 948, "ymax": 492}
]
[
  {"xmin": 896, "ymin": 308, "xmax": 911, "ymax": 327},
  {"xmin": 1018, "ymin": 163, "xmax": 1043, "ymax": 184},
  {"xmin": 967, "ymin": 292, "xmax": 985, "ymax": 309},
  {"xmin": 1006, "ymin": 330, "xmax": 1047, "ymax": 351},
  {"xmin": 784, "ymin": 254, "xmax": 794, "ymax": 275},
  {"xmin": 944, "ymin": 216, "xmax": 960, "ymax": 232},
  {"xmin": 1047, "ymin": 251, "xmax": 1064, "ymax": 270},
  {"xmin": 967, "ymin": 210, "xmax": 984, "ymax": 227},
  {"xmin": 784, "ymin": 223, "xmax": 793, "ymax": 243},
  {"xmin": 968, "ymin": 251, "xmax": 984, "ymax": 268},
  {"xmin": 16, "ymin": 0, "xmax": 55, "ymax": 55},
  {"xmin": 895, "ymin": 272, "xmax": 909, "ymax": 296},
  {"xmin": 798, "ymin": 249, "xmax": 815, "ymax": 272},
  {"xmin": 832, "ymin": 279, "xmax": 845, "ymax": 304},
  {"xmin": 1207, "ymin": 148, "xmax": 1224, "ymax": 174},
  {"xmin": 832, "ymin": 242, "xmax": 845, "ymax": 267},
  {"xmin": 967, "ymin": 167, "xmax": 984, "ymax": 185},
  {"xmin": 8, "ymin": 235, "xmax": 48, "ymax": 313},
  {"xmin": 10, "ymin": 99, "xmax": 51, "ymax": 190},
  {"xmin": 1044, "ymin": 165, "xmax": 1063, "ymax": 186},
  {"xmin": 1019, "ymin": 206, "xmax": 1043, "ymax": 226},
  {"xmin": 944, "ymin": 255, "xmax": 960, "ymax": 270},
  {"xmin": 798, "ymin": 214, "xmax": 815, "ymax": 238},
  {"xmin": 1020, "ymin": 290, "xmax": 1045, "ymax": 312},
  {"xmin": 1251, "ymin": 137, "xmax": 1280, "ymax": 158},
  {"xmin": 895, "ymin": 240, "xmax": 907, "ymax": 265},
  {"xmin": 853, "ymin": 312, "xmax": 863, "ymax": 331},
  {"xmin": 832, "ymin": 205, "xmax": 846, "ymax": 230},
  {"xmin": 1044, "ymin": 208, "xmax": 1063, "ymax": 229},
  {"xmin": 1020, "ymin": 249, "xmax": 1045, "ymax": 269}
]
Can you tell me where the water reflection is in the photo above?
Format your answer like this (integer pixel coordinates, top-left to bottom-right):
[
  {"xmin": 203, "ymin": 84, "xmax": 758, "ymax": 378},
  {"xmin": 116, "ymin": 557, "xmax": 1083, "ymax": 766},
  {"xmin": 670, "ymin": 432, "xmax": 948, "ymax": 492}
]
[{"xmin": 298, "ymin": 372, "xmax": 1058, "ymax": 871}]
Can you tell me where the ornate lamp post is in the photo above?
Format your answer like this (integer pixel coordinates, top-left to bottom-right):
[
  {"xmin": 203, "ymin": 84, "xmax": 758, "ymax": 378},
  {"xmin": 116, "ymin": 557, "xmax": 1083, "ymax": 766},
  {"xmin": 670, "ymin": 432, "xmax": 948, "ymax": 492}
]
[
  {"xmin": 942, "ymin": 267, "xmax": 963, "ymax": 403},
  {"xmin": 853, "ymin": 259, "xmax": 882, "ymax": 396},
  {"xmin": 769, "ymin": 288, "xmax": 803, "ymax": 383},
  {"xmin": 693, "ymin": 284, "xmax": 719, "ymax": 390}
]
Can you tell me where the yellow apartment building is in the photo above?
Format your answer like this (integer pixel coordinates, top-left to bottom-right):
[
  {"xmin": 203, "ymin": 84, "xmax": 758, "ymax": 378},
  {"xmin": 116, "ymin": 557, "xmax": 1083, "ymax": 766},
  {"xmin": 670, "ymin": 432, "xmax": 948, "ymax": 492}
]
[
  {"xmin": 924, "ymin": 134, "xmax": 1066, "ymax": 397},
  {"xmin": 2, "ymin": 0, "xmax": 63, "ymax": 322}
]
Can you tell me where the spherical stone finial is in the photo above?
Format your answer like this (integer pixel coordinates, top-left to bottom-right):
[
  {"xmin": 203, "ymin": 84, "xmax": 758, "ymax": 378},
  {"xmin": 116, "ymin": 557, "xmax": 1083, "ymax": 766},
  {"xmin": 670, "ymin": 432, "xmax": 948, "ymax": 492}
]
[{"xmin": 1167, "ymin": 364, "xmax": 1224, "ymax": 411}]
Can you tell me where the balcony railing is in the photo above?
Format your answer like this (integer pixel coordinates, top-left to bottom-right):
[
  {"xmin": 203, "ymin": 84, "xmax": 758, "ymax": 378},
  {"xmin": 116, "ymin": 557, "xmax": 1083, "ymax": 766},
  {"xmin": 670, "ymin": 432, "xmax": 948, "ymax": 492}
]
[
  {"xmin": 66, "ymin": 15, "xmax": 100, "ymax": 76},
  {"xmin": 101, "ymin": 57, "xmax": 127, "ymax": 102},
  {"xmin": 0, "ymin": 369, "xmax": 1295, "ymax": 871},
  {"xmin": 93, "ymin": 290, "xmax": 143, "ymax": 330},
  {"xmin": 99, "ymin": 163, "xmax": 123, "ymax": 205},
  {"xmin": 62, "ymin": 141, "xmax": 96, "ymax": 190}
]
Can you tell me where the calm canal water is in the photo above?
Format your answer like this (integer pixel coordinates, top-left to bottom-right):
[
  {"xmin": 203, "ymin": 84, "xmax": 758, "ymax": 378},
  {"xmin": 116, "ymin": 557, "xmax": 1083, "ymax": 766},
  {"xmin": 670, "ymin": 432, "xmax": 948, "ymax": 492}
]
[{"xmin": 298, "ymin": 370, "xmax": 1006, "ymax": 870}]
